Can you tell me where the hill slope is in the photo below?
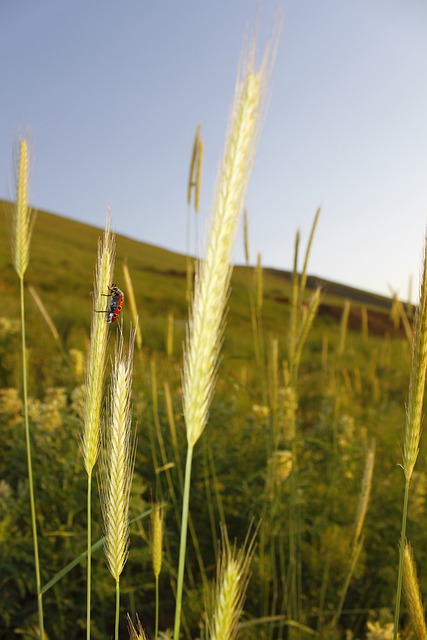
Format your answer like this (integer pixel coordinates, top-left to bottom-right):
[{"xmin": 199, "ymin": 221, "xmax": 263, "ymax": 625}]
[{"xmin": 0, "ymin": 200, "xmax": 403, "ymax": 348}]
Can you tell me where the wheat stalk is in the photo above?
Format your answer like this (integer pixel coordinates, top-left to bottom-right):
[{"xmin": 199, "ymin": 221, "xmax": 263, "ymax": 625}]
[
  {"xmin": 81, "ymin": 213, "xmax": 115, "ymax": 640},
  {"xmin": 338, "ymin": 300, "xmax": 351, "ymax": 356},
  {"xmin": 174, "ymin": 39, "xmax": 276, "ymax": 640},
  {"xmin": 195, "ymin": 134, "xmax": 204, "ymax": 213},
  {"xmin": 394, "ymin": 233, "xmax": 427, "ymax": 639},
  {"xmin": 300, "ymin": 206, "xmax": 321, "ymax": 297},
  {"xmin": 333, "ymin": 440, "xmax": 376, "ymax": 628},
  {"xmin": 243, "ymin": 208, "xmax": 250, "ymax": 265},
  {"xmin": 255, "ymin": 252, "xmax": 263, "ymax": 315},
  {"xmin": 12, "ymin": 138, "xmax": 44, "ymax": 640}
]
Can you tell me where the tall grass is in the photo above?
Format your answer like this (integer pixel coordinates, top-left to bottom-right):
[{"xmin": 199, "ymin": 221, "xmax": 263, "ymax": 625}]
[
  {"xmin": 123, "ymin": 261, "xmax": 143, "ymax": 352},
  {"xmin": 186, "ymin": 124, "xmax": 204, "ymax": 305},
  {"xmin": 80, "ymin": 214, "xmax": 115, "ymax": 639},
  {"xmin": 243, "ymin": 210, "xmax": 267, "ymax": 403},
  {"xmin": 4, "ymin": 29, "xmax": 427, "ymax": 640},
  {"xmin": 11, "ymin": 139, "xmax": 44, "ymax": 640},
  {"xmin": 174, "ymin": 41, "xmax": 273, "ymax": 640},
  {"xmin": 394, "ymin": 234, "xmax": 427, "ymax": 639}
]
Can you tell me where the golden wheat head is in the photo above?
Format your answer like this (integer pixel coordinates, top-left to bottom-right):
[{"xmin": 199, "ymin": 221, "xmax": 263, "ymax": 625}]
[
  {"xmin": 183, "ymin": 46, "xmax": 272, "ymax": 448},
  {"xmin": 150, "ymin": 503, "xmax": 164, "ymax": 579},
  {"xmin": 12, "ymin": 139, "xmax": 35, "ymax": 279},
  {"xmin": 206, "ymin": 526, "xmax": 256, "ymax": 640},
  {"xmin": 353, "ymin": 440, "xmax": 376, "ymax": 546},
  {"xmin": 402, "ymin": 541, "xmax": 427, "ymax": 640},
  {"xmin": 100, "ymin": 328, "xmax": 136, "ymax": 581},
  {"xmin": 81, "ymin": 212, "xmax": 115, "ymax": 475},
  {"xmin": 403, "ymin": 234, "xmax": 427, "ymax": 481}
]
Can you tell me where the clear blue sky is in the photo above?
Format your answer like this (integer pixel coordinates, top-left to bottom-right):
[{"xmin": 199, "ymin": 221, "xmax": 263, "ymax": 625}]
[{"xmin": 1, "ymin": 1, "xmax": 427, "ymax": 299}]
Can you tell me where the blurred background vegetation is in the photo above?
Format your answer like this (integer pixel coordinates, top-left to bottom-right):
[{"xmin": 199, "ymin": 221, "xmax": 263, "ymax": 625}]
[{"xmin": 0, "ymin": 201, "xmax": 422, "ymax": 639}]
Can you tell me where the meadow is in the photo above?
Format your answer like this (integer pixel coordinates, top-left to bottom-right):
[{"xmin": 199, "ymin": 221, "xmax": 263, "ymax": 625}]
[
  {"xmin": 1, "ymin": 46, "xmax": 427, "ymax": 640},
  {"xmin": 1, "ymin": 191, "xmax": 424, "ymax": 640}
]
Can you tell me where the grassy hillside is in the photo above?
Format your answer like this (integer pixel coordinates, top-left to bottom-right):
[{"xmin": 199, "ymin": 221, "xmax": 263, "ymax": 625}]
[
  {"xmin": 0, "ymin": 199, "xmax": 404, "ymax": 349},
  {"xmin": 0, "ymin": 198, "xmax": 421, "ymax": 640},
  {"xmin": 0, "ymin": 198, "xmax": 409, "ymax": 400}
]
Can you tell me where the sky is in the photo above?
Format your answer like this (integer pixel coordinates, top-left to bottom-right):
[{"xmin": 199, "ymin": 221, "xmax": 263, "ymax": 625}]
[{"xmin": 1, "ymin": 1, "xmax": 427, "ymax": 300}]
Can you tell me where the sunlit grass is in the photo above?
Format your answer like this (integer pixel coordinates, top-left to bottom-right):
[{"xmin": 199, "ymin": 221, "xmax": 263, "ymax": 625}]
[{"xmin": 2, "ymin": 32, "xmax": 426, "ymax": 640}]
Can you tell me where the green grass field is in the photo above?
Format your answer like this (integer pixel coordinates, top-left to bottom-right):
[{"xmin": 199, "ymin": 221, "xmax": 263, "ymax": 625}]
[
  {"xmin": 1, "ymin": 194, "xmax": 424, "ymax": 640},
  {"xmin": 0, "ymin": 198, "xmax": 405, "ymax": 377}
]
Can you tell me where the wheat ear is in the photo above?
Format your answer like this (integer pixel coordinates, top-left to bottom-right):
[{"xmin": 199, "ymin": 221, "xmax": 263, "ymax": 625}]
[
  {"xmin": 183, "ymin": 49, "xmax": 269, "ymax": 448},
  {"xmin": 174, "ymin": 39, "xmax": 275, "ymax": 640},
  {"xmin": 12, "ymin": 139, "xmax": 35, "ymax": 279},
  {"xmin": 206, "ymin": 527, "xmax": 256, "ymax": 640},
  {"xmin": 102, "ymin": 329, "xmax": 136, "ymax": 579},
  {"xmin": 101, "ymin": 328, "xmax": 136, "ymax": 639},
  {"xmin": 353, "ymin": 440, "xmax": 376, "ymax": 546},
  {"xmin": 81, "ymin": 213, "xmax": 115, "ymax": 475},
  {"xmin": 403, "ymin": 235, "xmax": 427, "ymax": 481},
  {"xmin": 188, "ymin": 123, "xmax": 204, "ymax": 213},
  {"xmin": 151, "ymin": 503, "xmax": 165, "ymax": 639},
  {"xmin": 166, "ymin": 311, "xmax": 174, "ymax": 356},
  {"xmin": 402, "ymin": 541, "xmax": 427, "ymax": 640}
]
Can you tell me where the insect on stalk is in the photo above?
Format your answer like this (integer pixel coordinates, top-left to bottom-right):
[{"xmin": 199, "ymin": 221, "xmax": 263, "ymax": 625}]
[{"xmin": 95, "ymin": 284, "xmax": 124, "ymax": 323}]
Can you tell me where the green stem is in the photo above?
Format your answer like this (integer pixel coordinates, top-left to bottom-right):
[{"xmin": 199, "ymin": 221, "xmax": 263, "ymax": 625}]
[
  {"xmin": 155, "ymin": 574, "xmax": 159, "ymax": 640},
  {"xmin": 115, "ymin": 578, "xmax": 120, "ymax": 640},
  {"xmin": 393, "ymin": 478, "xmax": 410, "ymax": 640},
  {"xmin": 173, "ymin": 444, "xmax": 194, "ymax": 640},
  {"xmin": 87, "ymin": 473, "xmax": 92, "ymax": 640},
  {"xmin": 20, "ymin": 276, "xmax": 44, "ymax": 640},
  {"xmin": 332, "ymin": 536, "xmax": 364, "ymax": 628}
]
